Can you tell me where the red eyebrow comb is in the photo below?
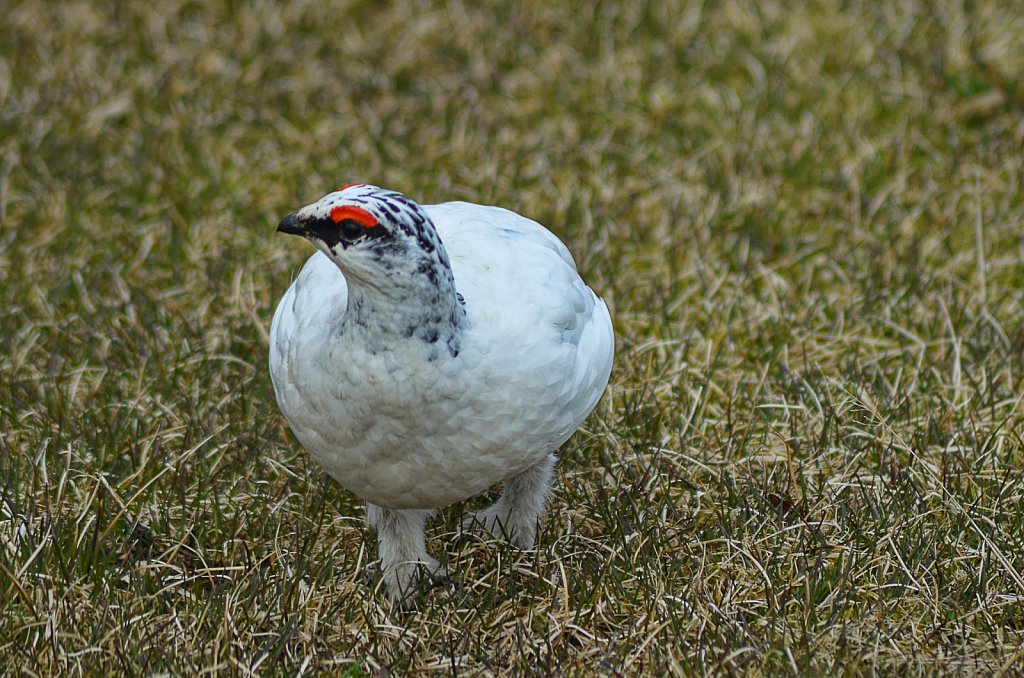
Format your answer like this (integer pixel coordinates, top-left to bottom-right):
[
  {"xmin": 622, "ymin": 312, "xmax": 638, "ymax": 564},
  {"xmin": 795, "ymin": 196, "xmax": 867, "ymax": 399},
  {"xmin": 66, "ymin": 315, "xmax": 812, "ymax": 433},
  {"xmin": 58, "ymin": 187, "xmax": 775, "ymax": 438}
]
[{"xmin": 330, "ymin": 205, "xmax": 378, "ymax": 228}]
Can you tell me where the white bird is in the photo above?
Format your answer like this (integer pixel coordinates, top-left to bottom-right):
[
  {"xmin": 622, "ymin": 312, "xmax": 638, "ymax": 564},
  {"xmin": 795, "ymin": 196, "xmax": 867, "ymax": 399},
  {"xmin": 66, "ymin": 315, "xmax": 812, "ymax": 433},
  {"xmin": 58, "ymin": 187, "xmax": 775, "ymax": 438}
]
[{"xmin": 269, "ymin": 184, "xmax": 614, "ymax": 601}]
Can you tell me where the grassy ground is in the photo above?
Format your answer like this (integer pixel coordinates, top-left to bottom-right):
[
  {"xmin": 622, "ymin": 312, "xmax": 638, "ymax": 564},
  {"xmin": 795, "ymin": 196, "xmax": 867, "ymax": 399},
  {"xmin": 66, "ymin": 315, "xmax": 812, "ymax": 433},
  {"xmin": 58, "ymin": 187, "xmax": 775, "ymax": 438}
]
[{"xmin": 2, "ymin": 0, "xmax": 1024, "ymax": 674}]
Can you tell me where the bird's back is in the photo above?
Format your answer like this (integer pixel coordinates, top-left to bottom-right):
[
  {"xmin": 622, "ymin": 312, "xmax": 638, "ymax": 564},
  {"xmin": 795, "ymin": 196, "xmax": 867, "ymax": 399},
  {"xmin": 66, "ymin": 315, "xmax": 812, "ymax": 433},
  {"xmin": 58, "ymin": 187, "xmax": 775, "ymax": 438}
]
[{"xmin": 430, "ymin": 201, "xmax": 614, "ymax": 450}]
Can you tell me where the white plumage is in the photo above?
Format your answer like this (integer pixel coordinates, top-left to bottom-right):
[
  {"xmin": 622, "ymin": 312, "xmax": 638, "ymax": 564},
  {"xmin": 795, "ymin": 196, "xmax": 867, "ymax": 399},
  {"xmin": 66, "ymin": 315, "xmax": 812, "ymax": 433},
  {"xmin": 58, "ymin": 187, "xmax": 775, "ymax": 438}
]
[{"xmin": 269, "ymin": 185, "xmax": 613, "ymax": 601}]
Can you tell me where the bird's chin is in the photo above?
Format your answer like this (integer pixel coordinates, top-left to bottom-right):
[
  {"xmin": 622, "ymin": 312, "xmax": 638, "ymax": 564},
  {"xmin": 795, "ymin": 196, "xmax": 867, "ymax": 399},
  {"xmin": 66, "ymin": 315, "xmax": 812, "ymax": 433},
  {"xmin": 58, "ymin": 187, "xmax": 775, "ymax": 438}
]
[
  {"xmin": 311, "ymin": 239, "xmax": 335, "ymax": 256},
  {"xmin": 311, "ymin": 239, "xmax": 349, "ymax": 262},
  {"xmin": 319, "ymin": 248, "xmax": 368, "ymax": 282}
]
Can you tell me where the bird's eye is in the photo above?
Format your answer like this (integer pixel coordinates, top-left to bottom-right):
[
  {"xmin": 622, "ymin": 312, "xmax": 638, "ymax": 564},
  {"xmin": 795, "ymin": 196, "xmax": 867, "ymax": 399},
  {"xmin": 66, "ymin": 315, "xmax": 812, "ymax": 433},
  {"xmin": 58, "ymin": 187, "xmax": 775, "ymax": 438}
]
[{"xmin": 338, "ymin": 219, "xmax": 365, "ymax": 241}]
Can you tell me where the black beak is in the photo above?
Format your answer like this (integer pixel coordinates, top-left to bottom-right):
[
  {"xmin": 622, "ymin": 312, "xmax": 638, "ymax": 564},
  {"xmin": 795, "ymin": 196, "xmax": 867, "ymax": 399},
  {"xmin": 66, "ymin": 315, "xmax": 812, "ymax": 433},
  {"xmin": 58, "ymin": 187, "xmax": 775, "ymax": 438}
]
[{"xmin": 277, "ymin": 212, "xmax": 306, "ymax": 236}]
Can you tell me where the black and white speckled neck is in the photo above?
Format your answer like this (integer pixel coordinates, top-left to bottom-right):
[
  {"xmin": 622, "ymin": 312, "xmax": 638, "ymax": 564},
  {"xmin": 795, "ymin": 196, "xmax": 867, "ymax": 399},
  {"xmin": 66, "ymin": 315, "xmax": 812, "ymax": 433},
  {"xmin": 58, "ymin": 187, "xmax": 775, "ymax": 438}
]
[{"xmin": 315, "ymin": 187, "xmax": 467, "ymax": 360}]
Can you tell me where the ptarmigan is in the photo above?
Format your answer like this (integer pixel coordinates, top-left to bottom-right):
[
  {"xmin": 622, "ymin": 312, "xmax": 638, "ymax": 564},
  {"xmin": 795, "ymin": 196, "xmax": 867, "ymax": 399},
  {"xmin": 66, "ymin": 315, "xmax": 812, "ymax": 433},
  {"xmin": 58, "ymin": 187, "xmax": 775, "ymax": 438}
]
[{"xmin": 269, "ymin": 184, "xmax": 614, "ymax": 601}]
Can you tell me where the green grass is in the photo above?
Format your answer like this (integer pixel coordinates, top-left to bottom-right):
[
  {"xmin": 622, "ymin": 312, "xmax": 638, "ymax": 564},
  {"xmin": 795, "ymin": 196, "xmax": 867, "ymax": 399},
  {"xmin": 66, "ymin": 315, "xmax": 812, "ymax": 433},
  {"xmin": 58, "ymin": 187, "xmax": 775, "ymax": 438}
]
[{"xmin": 2, "ymin": 0, "xmax": 1024, "ymax": 674}]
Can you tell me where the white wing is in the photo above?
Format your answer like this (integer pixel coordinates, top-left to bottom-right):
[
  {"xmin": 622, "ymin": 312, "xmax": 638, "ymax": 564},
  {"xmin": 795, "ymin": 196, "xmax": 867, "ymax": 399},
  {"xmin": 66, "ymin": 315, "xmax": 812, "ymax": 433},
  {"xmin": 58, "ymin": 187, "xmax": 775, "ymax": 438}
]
[{"xmin": 428, "ymin": 202, "xmax": 614, "ymax": 453}]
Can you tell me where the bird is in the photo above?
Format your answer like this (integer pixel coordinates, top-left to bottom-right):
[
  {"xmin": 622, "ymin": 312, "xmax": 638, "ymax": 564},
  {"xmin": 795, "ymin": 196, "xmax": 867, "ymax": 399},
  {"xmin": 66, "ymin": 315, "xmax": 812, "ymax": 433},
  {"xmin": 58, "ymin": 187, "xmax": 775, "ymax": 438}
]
[{"xmin": 269, "ymin": 184, "xmax": 614, "ymax": 602}]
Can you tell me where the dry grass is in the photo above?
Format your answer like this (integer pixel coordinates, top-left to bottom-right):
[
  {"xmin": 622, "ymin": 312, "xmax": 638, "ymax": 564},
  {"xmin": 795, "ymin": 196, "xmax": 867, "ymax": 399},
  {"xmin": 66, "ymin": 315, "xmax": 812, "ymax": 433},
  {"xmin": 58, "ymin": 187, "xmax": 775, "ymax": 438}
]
[{"xmin": 3, "ymin": 0, "xmax": 1024, "ymax": 674}]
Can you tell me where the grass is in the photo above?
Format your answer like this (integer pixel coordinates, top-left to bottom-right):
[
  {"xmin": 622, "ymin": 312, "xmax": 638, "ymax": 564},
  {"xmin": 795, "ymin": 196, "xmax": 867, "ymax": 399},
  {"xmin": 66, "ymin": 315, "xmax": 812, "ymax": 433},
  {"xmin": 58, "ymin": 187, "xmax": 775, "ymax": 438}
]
[{"xmin": 2, "ymin": 0, "xmax": 1024, "ymax": 674}]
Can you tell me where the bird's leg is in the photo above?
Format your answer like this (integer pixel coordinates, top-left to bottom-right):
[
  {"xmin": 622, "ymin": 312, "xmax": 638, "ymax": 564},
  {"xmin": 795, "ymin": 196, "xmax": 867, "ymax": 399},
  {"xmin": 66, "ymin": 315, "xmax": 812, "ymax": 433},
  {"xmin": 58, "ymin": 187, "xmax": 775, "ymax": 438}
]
[
  {"xmin": 365, "ymin": 504, "xmax": 443, "ymax": 602},
  {"xmin": 462, "ymin": 452, "xmax": 556, "ymax": 549}
]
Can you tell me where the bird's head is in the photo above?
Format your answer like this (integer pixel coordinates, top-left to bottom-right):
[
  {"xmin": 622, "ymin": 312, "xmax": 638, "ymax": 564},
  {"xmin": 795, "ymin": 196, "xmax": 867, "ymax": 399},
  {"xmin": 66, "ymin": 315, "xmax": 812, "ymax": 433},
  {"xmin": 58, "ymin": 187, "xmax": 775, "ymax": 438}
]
[{"xmin": 278, "ymin": 184, "xmax": 452, "ymax": 295}]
